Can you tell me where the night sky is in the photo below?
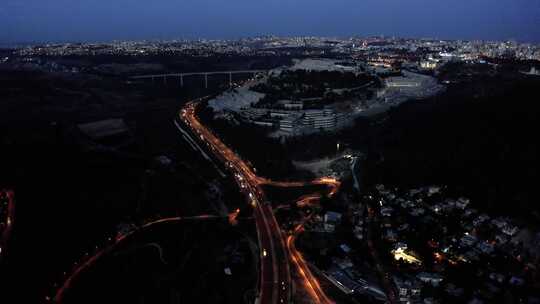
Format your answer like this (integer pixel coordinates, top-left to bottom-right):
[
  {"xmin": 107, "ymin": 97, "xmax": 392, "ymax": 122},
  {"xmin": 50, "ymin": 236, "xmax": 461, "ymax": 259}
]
[{"xmin": 1, "ymin": 0, "xmax": 539, "ymax": 44}]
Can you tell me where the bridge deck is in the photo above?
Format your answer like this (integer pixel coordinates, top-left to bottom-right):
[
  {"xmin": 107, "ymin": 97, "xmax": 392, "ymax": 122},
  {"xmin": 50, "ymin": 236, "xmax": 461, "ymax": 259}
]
[{"xmin": 130, "ymin": 70, "xmax": 267, "ymax": 79}]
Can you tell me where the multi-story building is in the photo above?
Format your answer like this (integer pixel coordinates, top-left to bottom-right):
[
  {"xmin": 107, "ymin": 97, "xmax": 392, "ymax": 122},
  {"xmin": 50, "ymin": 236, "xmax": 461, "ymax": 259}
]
[
  {"xmin": 301, "ymin": 109, "xmax": 341, "ymax": 130},
  {"xmin": 278, "ymin": 115, "xmax": 301, "ymax": 133}
]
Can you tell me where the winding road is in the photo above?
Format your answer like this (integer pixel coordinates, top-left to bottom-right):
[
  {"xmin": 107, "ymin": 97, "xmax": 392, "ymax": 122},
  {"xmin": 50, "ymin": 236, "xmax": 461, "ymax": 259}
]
[
  {"xmin": 52, "ymin": 214, "xmax": 225, "ymax": 303},
  {"xmin": 51, "ymin": 93, "xmax": 341, "ymax": 304},
  {"xmin": 181, "ymin": 99, "xmax": 339, "ymax": 304}
]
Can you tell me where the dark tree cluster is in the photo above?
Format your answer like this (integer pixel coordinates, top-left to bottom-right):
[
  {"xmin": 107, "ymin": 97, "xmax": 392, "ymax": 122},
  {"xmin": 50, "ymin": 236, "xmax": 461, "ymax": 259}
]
[{"xmin": 252, "ymin": 70, "xmax": 376, "ymax": 105}]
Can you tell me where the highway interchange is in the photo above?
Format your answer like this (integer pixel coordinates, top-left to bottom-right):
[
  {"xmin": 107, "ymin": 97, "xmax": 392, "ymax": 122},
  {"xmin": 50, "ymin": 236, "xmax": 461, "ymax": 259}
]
[
  {"xmin": 181, "ymin": 99, "xmax": 339, "ymax": 304},
  {"xmin": 50, "ymin": 94, "xmax": 341, "ymax": 304}
]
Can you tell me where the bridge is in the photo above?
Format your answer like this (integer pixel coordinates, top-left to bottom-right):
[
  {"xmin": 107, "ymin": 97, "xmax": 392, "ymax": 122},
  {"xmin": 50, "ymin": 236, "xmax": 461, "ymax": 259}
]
[{"xmin": 129, "ymin": 69, "xmax": 268, "ymax": 88}]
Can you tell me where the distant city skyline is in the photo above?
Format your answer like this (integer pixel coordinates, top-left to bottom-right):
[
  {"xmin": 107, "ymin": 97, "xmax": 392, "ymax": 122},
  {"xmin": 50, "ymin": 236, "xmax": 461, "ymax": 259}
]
[{"xmin": 1, "ymin": 0, "xmax": 540, "ymax": 45}]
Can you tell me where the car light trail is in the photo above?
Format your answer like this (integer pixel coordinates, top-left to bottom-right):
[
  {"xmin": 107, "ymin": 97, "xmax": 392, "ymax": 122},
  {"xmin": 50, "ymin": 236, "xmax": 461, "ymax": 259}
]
[
  {"xmin": 180, "ymin": 98, "xmax": 340, "ymax": 304},
  {"xmin": 51, "ymin": 215, "xmax": 220, "ymax": 303}
]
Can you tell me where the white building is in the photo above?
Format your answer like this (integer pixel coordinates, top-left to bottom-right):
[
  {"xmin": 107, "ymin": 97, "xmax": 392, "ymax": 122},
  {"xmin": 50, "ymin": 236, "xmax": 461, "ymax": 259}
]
[{"xmin": 385, "ymin": 77, "xmax": 420, "ymax": 88}]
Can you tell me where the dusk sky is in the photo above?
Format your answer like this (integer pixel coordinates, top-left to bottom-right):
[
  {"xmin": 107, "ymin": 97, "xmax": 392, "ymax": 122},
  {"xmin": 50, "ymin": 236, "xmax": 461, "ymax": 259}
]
[{"xmin": 1, "ymin": 0, "xmax": 539, "ymax": 44}]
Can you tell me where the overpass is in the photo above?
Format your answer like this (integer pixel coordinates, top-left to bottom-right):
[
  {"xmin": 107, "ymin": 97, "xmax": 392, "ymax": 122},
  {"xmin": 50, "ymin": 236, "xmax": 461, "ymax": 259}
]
[{"xmin": 130, "ymin": 70, "xmax": 268, "ymax": 88}]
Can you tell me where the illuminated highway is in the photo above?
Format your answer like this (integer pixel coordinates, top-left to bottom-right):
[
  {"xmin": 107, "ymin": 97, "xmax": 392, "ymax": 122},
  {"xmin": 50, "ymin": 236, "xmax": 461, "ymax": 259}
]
[
  {"xmin": 287, "ymin": 194, "xmax": 335, "ymax": 304},
  {"xmin": 181, "ymin": 99, "xmax": 339, "ymax": 304},
  {"xmin": 51, "ymin": 94, "xmax": 341, "ymax": 304},
  {"xmin": 181, "ymin": 101, "xmax": 291, "ymax": 304},
  {"xmin": 288, "ymin": 222, "xmax": 334, "ymax": 304}
]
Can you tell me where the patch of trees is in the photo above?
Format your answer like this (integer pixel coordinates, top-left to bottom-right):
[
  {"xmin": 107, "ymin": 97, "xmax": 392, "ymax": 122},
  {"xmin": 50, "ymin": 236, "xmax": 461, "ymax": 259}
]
[
  {"xmin": 252, "ymin": 70, "xmax": 376, "ymax": 104},
  {"xmin": 197, "ymin": 106, "xmax": 302, "ymax": 180}
]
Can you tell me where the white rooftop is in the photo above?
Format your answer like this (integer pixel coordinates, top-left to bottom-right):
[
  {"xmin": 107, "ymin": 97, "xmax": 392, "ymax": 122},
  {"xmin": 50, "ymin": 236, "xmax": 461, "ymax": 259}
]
[{"xmin": 290, "ymin": 58, "xmax": 355, "ymax": 72}]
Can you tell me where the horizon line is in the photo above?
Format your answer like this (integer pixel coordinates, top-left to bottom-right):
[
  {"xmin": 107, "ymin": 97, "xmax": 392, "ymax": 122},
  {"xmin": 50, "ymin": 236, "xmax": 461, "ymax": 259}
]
[{"xmin": 2, "ymin": 34, "xmax": 539, "ymax": 49}]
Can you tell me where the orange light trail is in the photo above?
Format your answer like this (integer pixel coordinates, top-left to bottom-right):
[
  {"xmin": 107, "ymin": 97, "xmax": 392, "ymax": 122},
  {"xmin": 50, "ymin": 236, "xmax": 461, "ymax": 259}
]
[
  {"xmin": 183, "ymin": 99, "xmax": 339, "ymax": 304},
  {"xmin": 287, "ymin": 220, "xmax": 335, "ymax": 304},
  {"xmin": 52, "ymin": 215, "xmax": 218, "ymax": 303}
]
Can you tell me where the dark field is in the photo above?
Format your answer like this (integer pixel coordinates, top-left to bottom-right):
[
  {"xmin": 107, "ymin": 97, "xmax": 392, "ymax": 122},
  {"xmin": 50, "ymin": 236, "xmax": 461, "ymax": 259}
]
[
  {"xmin": 62, "ymin": 220, "xmax": 257, "ymax": 304},
  {"xmin": 0, "ymin": 60, "xmax": 263, "ymax": 302}
]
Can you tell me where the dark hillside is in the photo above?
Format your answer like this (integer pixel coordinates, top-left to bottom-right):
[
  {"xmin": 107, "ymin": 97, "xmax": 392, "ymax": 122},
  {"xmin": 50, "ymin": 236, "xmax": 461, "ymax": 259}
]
[{"xmin": 360, "ymin": 70, "xmax": 540, "ymax": 217}]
